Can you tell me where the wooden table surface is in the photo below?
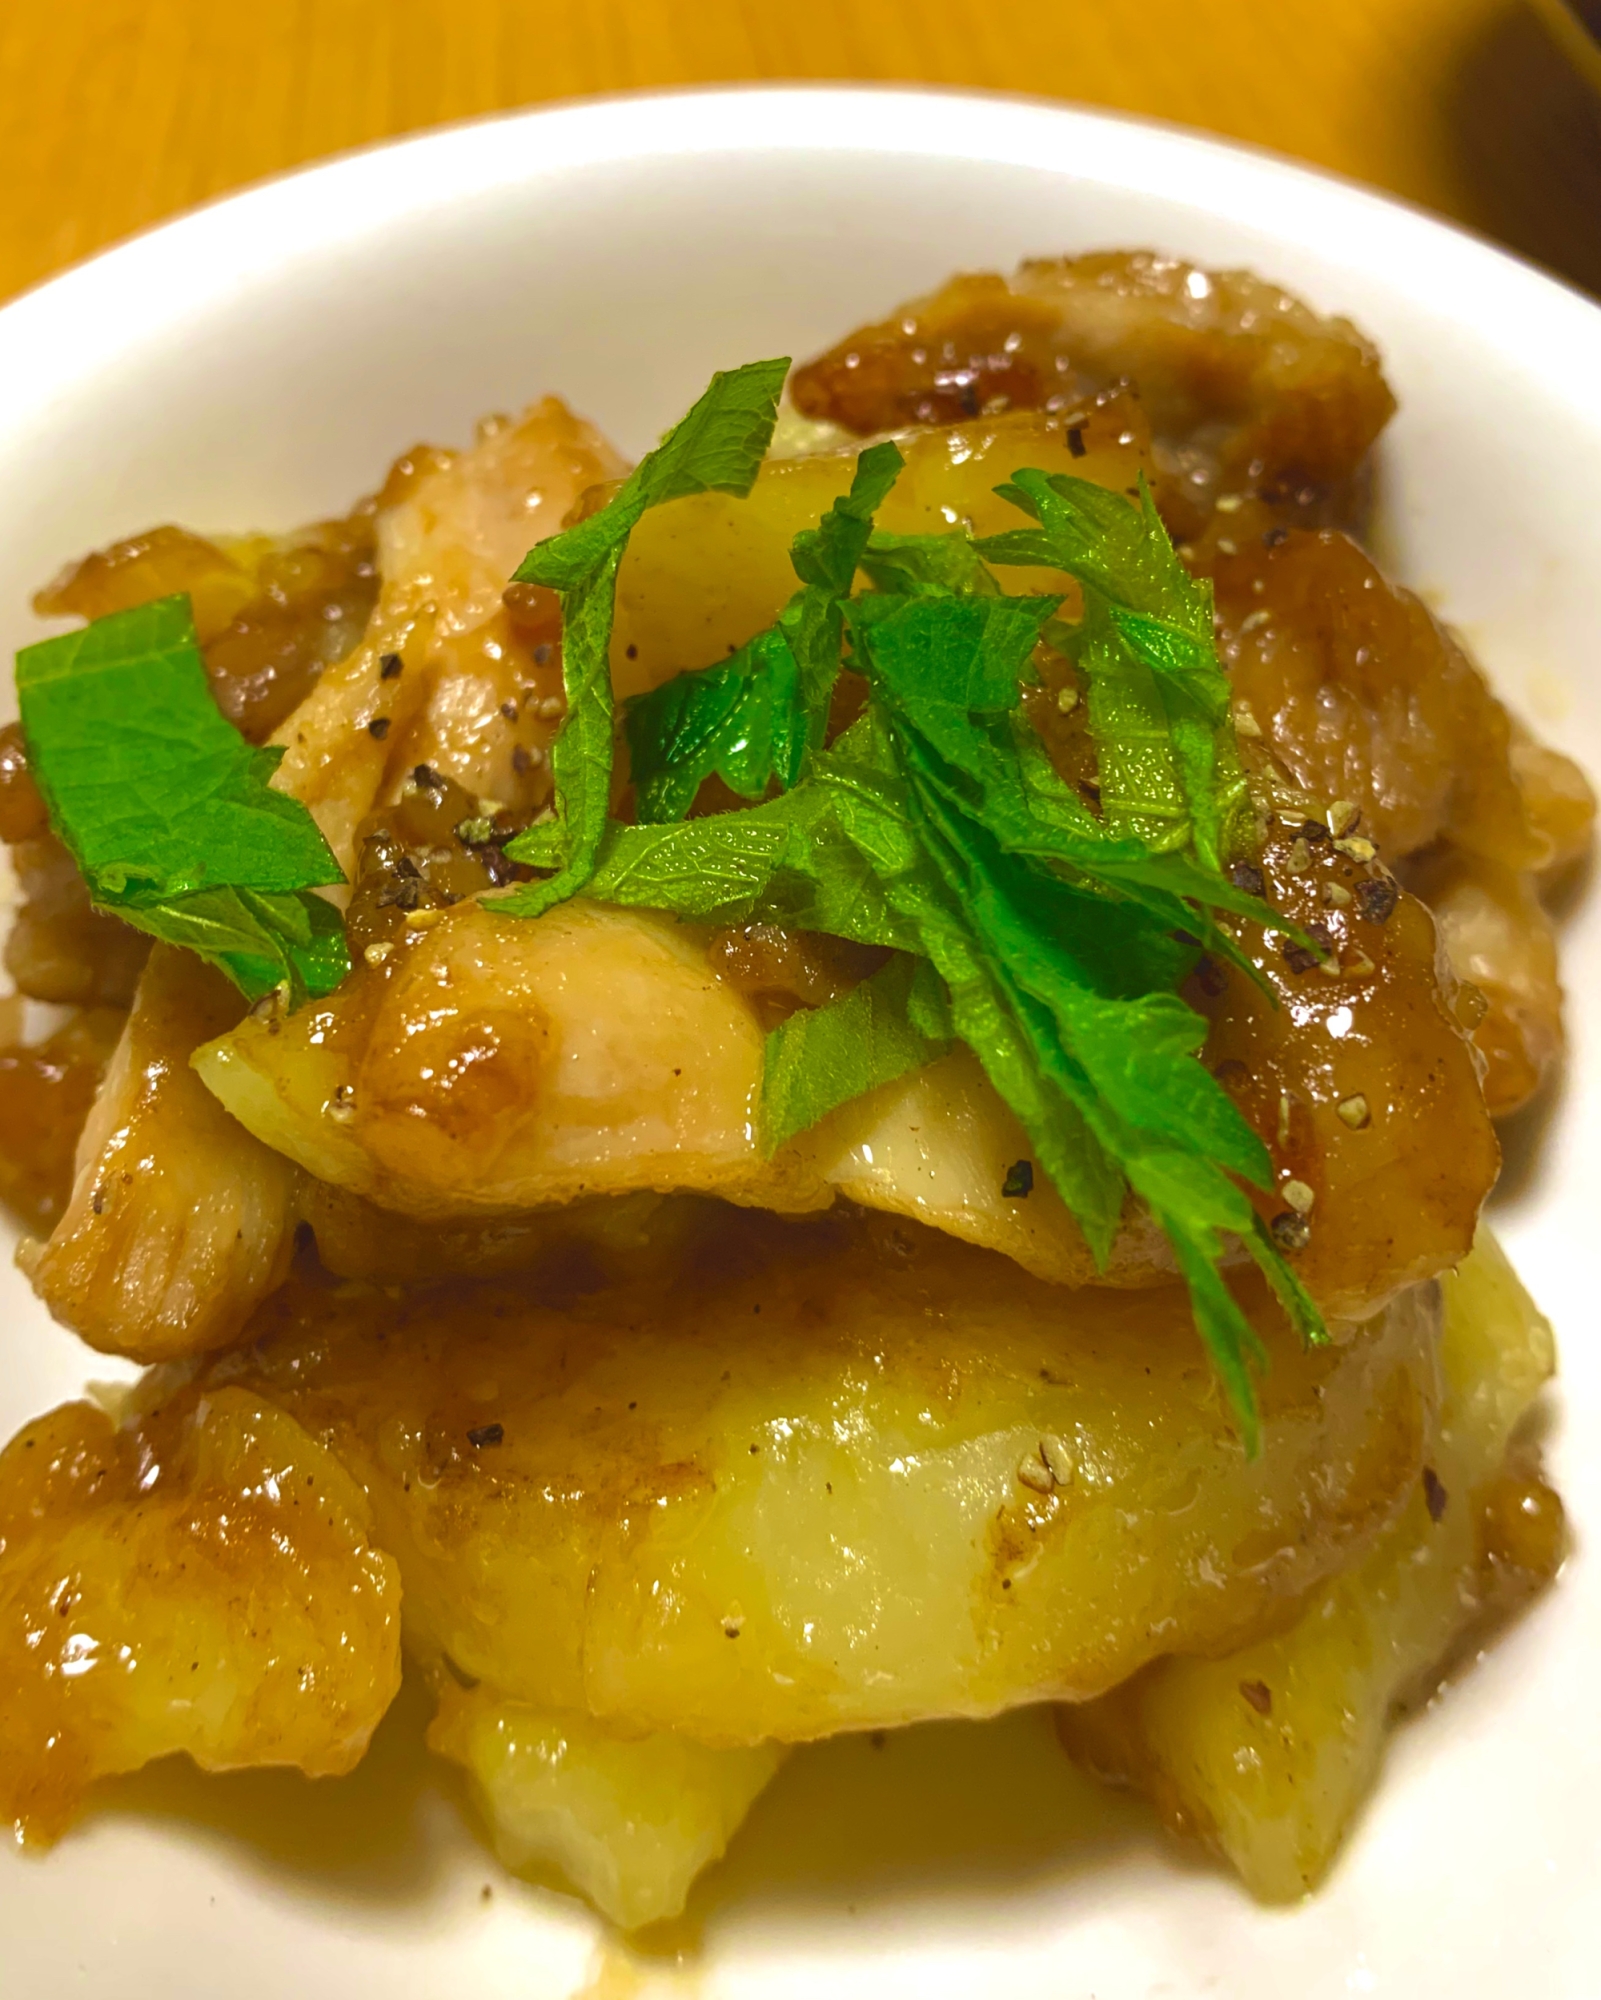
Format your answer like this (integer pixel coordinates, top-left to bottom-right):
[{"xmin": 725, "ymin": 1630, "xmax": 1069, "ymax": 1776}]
[{"xmin": 2, "ymin": 0, "xmax": 1599, "ymax": 305}]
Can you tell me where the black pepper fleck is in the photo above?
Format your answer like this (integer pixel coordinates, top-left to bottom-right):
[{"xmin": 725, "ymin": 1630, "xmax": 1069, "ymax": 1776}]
[
  {"xmin": 1281, "ymin": 942, "xmax": 1321, "ymax": 975},
  {"xmin": 467, "ymin": 1423, "xmax": 505, "ymax": 1449},
  {"xmin": 1002, "ymin": 1159, "xmax": 1034, "ymax": 1199},
  {"xmin": 1240, "ymin": 1679, "xmax": 1273, "ymax": 1716},
  {"xmin": 1262, "ymin": 525, "xmax": 1289, "ymax": 549},
  {"xmin": 1228, "ymin": 860, "xmax": 1265, "ymax": 898},
  {"xmin": 367, "ymin": 717, "xmax": 391, "ymax": 740},
  {"xmin": 1270, "ymin": 1210, "xmax": 1311, "ymax": 1251},
  {"xmin": 379, "ymin": 652, "xmax": 404, "ymax": 679},
  {"xmin": 1067, "ymin": 425, "xmax": 1086, "ymax": 458},
  {"xmin": 1193, "ymin": 955, "xmax": 1227, "ymax": 998},
  {"xmin": 512, "ymin": 744, "xmax": 532, "ymax": 774},
  {"xmin": 499, "ymin": 699, "xmax": 519, "ymax": 722},
  {"xmin": 1423, "ymin": 1466, "xmax": 1448, "ymax": 1522},
  {"xmin": 413, "ymin": 763, "xmax": 444, "ymax": 790},
  {"xmin": 1354, "ymin": 876, "xmax": 1399, "ymax": 924}
]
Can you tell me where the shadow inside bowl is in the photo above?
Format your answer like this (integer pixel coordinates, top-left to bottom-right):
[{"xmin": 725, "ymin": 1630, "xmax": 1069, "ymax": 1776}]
[{"xmin": 1446, "ymin": 3, "xmax": 1601, "ymax": 296}]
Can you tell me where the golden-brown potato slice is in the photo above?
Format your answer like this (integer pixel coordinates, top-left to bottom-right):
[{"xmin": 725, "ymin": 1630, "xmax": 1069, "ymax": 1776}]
[
  {"xmin": 0, "ymin": 1384, "xmax": 402, "ymax": 1844},
  {"xmin": 1057, "ymin": 1228, "xmax": 1561, "ymax": 1899},
  {"xmin": 24, "ymin": 948, "xmax": 301, "ymax": 1362},
  {"xmin": 203, "ymin": 1210, "xmax": 1440, "ymax": 1746},
  {"xmin": 429, "ymin": 1685, "xmax": 784, "ymax": 1929}
]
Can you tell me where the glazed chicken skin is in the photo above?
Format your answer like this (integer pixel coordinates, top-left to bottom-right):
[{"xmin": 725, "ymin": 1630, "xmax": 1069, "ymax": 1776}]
[{"xmin": 0, "ymin": 250, "xmax": 1581, "ymax": 1929}]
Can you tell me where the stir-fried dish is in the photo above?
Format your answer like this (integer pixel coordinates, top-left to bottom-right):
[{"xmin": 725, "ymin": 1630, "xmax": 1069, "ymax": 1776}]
[{"xmin": 0, "ymin": 252, "xmax": 1586, "ymax": 1928}]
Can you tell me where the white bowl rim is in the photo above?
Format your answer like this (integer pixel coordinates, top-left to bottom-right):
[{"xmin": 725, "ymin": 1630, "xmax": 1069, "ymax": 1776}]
[{"xmin": 2, "ymin": 83, "xmax": 1599, "ymax": 438}]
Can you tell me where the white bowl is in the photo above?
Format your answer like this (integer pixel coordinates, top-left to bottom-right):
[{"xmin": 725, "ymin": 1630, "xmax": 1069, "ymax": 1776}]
[{"xmin": 2, "ymin": 86, "xmax": 1598, "ymax": 2000}]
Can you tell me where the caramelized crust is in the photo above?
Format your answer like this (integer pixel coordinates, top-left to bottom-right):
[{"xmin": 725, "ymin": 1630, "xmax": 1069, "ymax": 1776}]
[
  {"xmin": 1199, "ymin": 815, "xmax": 1498, "ymax": 1323},
  {"xmin": 23, "ymin": 949, "xmax": 300, "ymax": 1361},
  {"xmin": 790, "ymin": 251, "xmax": 1395, "ymax": 539},
  {"xmin": 0, "ymin": 1386, "xmax": 401, "ymax": 1843},
  {"xmin": 0, "ymin": 1002, "xmax": 124, "ymax": 1232},
  {"xmin": 1214, "ymin": 528, "xmax": 1539, "ymax": 867}
]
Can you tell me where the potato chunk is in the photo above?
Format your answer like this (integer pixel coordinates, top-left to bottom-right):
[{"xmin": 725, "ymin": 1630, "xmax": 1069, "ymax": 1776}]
[
  {"xmin": 0, "ymin": 1384, "xmax": 402, "ymax": 1843},
  {"xmin": 1056, "ymin": 1228, "xmax": 1560, "ymax": 1899},
  {"xmin": 429, "ymin": 1685, "xmax": 784, "ymax": 1928},
  {"xmin": 205, "ymin": 1211, "xmax": 1440, "ymax": 1746}
]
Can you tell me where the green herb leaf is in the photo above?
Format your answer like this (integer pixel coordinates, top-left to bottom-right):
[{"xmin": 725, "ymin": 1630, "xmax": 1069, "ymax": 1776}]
[
  {"xmin": 859, "ymin": 528, "xmax": 1000, "ymax": 599},
  {"xmin": 500, "ymin": 357, "xmax": 791, "ymax": 913},
  {"xmin": 495, "ymin": 362, "xmax": 1325, "ymax": 1437},
  {"xmin": 980, "ymin": 471, "xmax": 1249, "ymax": 870},
  {"xmin": 761, "ymin": 953, "xmax": 951, "ymax": 1154},
  {"xmin": 16, "ymin": 595, "xmax": 348, "ymax": 1002},
  {"xmin": 622, "ymin": 440, "xmax": 906, "ymax": 826}
]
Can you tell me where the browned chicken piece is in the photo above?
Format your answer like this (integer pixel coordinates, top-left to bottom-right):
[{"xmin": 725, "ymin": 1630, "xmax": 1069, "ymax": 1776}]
[
  {"xmin": 1, "ymin": 724, "xmax": 147, "ymax": 1007},
  {"xmin": 34, "ymin": 513, "xmax": 379, "ymax": 747},
  {"xmin": 1405, "ymin": 846, "xmax": 1564, "ymax": 1117},
  {"xmin": 192, "ymin": 788, "xmax": 1494, "ymax": 1325},
  {"xmin": 788, "ymin": 252, "xmax": 1395, "ymax": 540},
  {"xmin": 22, "ymin": 948, "xmax": 301, "ymax": 1362},
  {"xmin": 1214, "ymin": 529, "xmax": 1540, "ymax": 867},
  {"xmin": 0, "ymin": 1383, "xmax": 401, "ymax": 1844},
  {"xmin": 206, "ymin": 1207, "xmax": 1441, "ymax": 1744},
  {"xmin": 0, "ymin": 999, "xmax": 125, "ymax": 1232},
  {"xmin": 1212, "ymin": 528, "xmax": 1594, "ymax": 1113},
  {"xmin": 1199, "ymin": 809, "xmax": 1498, "ymax": 1321},
  {"xmin": 273, "ymin": 399, "xmax": 624, "ymax": 874}
]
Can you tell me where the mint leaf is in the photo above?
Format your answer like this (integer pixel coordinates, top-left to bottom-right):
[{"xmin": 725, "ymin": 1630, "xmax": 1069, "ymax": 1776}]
[
  {"xmin": 859, "ymin": 529, "xmax": 1000, "ymax": 599},
  {"xmin": 17, "ymin": 596, "xmax": 348, "ymax": 1002},
  {"xmin": 500, "ymin": 358, "xmax": 791, "ymax": 914},
  {"xmin": 622, "ymin": 440, "xmax": 905, "ymax": 826},
  {"xmin": 626, "ymin": 624, "xmax": 806, "ymax": 823},
  {"xmin": 980, "ymin": 471, "xmax": 1249, "ymax": 871},
  {"xmin": 761, "ymin": 953, "xmax": 951, "ymax": 1154}
]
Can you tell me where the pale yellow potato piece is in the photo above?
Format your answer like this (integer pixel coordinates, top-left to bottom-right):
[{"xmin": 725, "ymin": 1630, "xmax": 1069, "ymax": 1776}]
[
  {"xmin": 23, "ymin": 947, "xmax": 301, "ymax": 1361},
  {"xmin": 610, "ymin": 398, "xmax": 1148, "ymax": 696},
  {"xmin": 208, "ymin": 1211, "xmax": 1439, "ymax": 1746},
  {"xmin": 1057, "ymin": 1228, "xmax": 1559, "ymax": 1899},
  {"xmin": 429, "ymin": 1685, "xmax": 784, "ymax": 1929},
  {"xmin": 0, "ymin": 1384, "xmax": 402, "ymax": 1843}
]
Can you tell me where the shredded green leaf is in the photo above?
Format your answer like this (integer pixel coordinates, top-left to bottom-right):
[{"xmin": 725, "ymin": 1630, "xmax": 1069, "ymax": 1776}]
[
  {"xmin": 979, "ymin": 470, "xmax": 1249, "ymax": 870},
  {"xmin": 499, "ymin": 357, "xmax": 792, "ymax": 912},
  {"xmin": 623, "ymin": 440, "xmax": 906, "ymax": 824},
  {"xmin": 492, "ymin": 373, "xmax": 1327, "ymax": 1440},
  {"xmin": 16, "ymin": 595, "xmax": 348, "ymax": 1002},
  {"xmin": 761, "ymin": 953, "xmax": 952, "ymax": 1154}
]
